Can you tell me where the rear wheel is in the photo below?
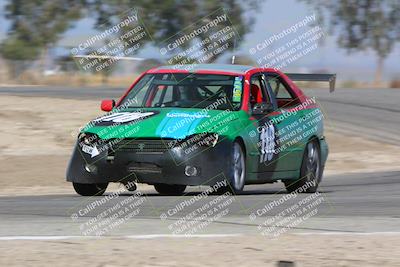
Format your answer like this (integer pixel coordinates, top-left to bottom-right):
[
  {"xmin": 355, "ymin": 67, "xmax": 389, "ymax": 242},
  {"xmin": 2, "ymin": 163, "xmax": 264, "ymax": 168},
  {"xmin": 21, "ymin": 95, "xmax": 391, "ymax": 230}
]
[
  {"xmin": 284, "ymin": 140, "xmax": 321, "ymax": 193},
  {"xmin": 73, "ymin": 182, "xmax": 108, "ymax": 196},
  {"xmin": 154, "ymin": 184, "xmax": 186, "ymax": 196}
]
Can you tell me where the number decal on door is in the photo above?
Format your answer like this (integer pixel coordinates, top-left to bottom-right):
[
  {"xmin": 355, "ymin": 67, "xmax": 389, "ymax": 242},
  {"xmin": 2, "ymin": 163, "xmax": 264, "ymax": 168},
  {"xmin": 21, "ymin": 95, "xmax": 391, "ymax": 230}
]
[{"xmin": 260, "ymin": 122, "xmax": 276, "ymax": 163}]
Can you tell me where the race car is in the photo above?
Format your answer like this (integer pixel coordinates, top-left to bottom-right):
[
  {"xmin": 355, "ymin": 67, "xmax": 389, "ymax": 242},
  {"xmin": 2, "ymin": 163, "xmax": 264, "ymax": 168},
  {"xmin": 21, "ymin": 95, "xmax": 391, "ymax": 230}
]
[{"xmin": 66, "ymin": 64, "xmax": 335, "ymax": 196}]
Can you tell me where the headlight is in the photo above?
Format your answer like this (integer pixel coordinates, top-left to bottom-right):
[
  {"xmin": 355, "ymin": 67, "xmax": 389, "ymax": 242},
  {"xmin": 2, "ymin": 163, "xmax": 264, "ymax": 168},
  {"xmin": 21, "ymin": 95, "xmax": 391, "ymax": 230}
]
[{"xmin": 78, "ymin": 132, "xmax": 98, "ymax": 146}]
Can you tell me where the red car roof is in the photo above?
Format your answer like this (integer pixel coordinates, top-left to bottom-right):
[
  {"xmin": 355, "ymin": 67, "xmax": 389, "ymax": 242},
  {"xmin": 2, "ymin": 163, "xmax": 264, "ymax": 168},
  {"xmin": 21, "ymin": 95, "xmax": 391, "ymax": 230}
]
[{"xmin": 146, "ymin": 64, "xmax": 280, "ymax": 76}]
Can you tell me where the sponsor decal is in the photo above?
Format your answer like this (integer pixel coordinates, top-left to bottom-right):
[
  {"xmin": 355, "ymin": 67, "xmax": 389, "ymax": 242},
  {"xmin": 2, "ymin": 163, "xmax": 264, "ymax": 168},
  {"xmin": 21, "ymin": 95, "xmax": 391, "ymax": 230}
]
[
  {"xmin": 94, "ymin": 112, "xmax": 155, "ymax": 123},
  {"xmin": 82, "ymin": 144, "xmax": 100, "ymax": 158},
  {"xmin": 232, "ymin": 76, "xmax": 243, "ymax": 102},
  {"xmin": 166, "ymin": 112, "xmax": 210, "ymax": 119},
  {"xmin": 260, "ymin": 122, "xmax": 276, "ymax": 163}
]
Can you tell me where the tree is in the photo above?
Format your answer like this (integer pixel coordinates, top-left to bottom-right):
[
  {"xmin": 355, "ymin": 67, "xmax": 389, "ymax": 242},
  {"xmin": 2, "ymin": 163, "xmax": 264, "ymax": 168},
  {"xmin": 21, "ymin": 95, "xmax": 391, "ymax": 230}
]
[
  {"xmin": 0, "ymin": 36, "xmax": 41, "ymax": 77},
  {"xmin": 90, "ymin": 0, "xmax": 260, "ymax": 63},
  {"xmin": 136, "ymin": 58, "xmax": 165, "ymax": 73},
  {"xmin": 1, "ymin": 0, "xmax": 262, "ymax": 79},
  {"xmin": 1, "ymin": 0, "xmax": 86, "ymax": 78},
  {"xmin": 301, "ymin": 0, "xmax": 400, "ymax": 84}
]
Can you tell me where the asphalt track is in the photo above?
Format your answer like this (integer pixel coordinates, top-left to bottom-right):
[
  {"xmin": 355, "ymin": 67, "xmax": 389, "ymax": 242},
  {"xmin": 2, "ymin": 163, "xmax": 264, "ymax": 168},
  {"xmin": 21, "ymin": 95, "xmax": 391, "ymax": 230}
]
[
  {"xmin": 0, "ymin": 86, "xmax": 399, "ymax": 238},
  {"xmin": 0, "ymin": 171, "xmax": 399, "ymax": 237}
]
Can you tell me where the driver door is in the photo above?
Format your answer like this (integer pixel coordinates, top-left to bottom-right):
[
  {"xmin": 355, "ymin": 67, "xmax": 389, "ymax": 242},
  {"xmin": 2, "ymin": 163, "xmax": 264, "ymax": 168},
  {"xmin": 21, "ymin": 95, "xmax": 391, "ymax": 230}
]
[
  {"xmin": 248, "ymin": 74, "xmax": 280, "ymax": 174},
  {"xmin": 264, "ymin": 73, "xmax": 304, "ymax": 172}
]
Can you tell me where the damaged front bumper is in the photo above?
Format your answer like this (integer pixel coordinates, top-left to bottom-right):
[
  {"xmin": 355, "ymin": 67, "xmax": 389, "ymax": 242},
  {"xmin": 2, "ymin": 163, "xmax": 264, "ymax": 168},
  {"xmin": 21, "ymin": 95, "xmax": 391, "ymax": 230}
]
[{"xmin": 66, "ymin": 138, "xmax": 233, "ymax": 186}]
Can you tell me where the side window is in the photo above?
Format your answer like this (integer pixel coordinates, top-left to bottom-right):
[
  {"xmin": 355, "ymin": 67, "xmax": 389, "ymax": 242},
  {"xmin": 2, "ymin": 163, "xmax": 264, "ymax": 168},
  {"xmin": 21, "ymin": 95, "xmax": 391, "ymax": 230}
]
[
  {"xmin": 265, "ymin": 74, "xmax": 298, "ymax": 108},
  {"xmin": 250, "ymin": 75, "xmax": 269, "ymax": 106},
  {"xmin": 266, "ymin": 76, "xmax": 292, "ymax": 99}
]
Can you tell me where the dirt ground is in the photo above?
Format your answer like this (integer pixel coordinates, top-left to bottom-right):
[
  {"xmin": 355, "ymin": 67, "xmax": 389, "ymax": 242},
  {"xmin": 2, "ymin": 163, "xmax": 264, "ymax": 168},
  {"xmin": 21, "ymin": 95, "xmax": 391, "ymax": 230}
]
[{"xmin": 1, "ymin": 234, "xmax": 400, "ymax": 267}]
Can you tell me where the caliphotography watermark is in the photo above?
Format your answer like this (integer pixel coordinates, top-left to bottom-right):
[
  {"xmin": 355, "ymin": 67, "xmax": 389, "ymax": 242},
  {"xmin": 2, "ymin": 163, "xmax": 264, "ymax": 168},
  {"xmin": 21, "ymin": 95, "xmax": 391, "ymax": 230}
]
[
  {"xmin": 70, "ymin": 182, "xmax": 147, "ymax": 236},
  {"xmin": 159, "ymin": 8, "xmax": 239, "ymax": 71},
  {"xmin": 70, "ymin": 97, "xmax": 140, "ymax": 139},
  {"xmin": 159, "ymin": 178, "xmax": 236, "ymax": 236},
  {"xmin": 247, "ymin": 96, "xmax": 324, "ymax": 168},
  {"xmin": 248, "ymin": 13, "xmax": 324, "ymax": 70},
  {"xmin": 70, "ymin": 8, "xmax": 149, "ymax": 73},
  {"xmin": 157, "ymin": 96, "xmax": 241, "ymax": 166},
  {"xmin": 249, "ymin": 180, "xmax": 325, "ymax": 238}
]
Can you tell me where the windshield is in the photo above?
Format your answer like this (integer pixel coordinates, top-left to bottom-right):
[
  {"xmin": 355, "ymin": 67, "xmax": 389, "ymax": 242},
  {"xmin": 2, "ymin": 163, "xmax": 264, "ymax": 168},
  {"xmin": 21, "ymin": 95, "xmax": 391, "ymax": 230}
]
[{"xmin": 119, "ymin": 73, "xmax": 244, "ymax": 110}]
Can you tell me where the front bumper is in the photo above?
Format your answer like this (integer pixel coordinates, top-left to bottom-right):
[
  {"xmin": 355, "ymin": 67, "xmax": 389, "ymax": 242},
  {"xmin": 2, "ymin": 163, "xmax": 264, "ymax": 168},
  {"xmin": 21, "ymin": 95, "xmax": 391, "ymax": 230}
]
[{"xmin": 66, "ymin": 138, "xmax": 233, "ymax": 186}]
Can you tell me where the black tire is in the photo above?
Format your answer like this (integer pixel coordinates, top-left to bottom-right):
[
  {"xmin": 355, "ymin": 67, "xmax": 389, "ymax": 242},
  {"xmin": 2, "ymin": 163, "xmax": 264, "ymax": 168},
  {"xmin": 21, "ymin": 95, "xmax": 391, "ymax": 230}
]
[
  {"xmin": 154, "ymin": 184, "xmax": 186, "ymax": 196},
  {"xmin": 122, "ymin": 181, "xmax": 137, "ymax": 192},
  {"xmin": 283, "ymin": 140, "xmax": 322, "ymax": 193},
  {"xmin": 73, "ymin": 182, "xmax": 108, "ymax": 196},
  {"xmin": 217, "ymin": 141, "xmax": 246, "ymax": 194}
]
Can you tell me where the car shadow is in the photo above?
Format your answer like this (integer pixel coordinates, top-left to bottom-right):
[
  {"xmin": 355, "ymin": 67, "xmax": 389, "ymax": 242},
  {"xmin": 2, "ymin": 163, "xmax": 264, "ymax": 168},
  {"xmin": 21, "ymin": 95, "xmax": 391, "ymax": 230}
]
[{"xmin": 111, "ymin": 188, "xmax": 332, "ymax": 197}]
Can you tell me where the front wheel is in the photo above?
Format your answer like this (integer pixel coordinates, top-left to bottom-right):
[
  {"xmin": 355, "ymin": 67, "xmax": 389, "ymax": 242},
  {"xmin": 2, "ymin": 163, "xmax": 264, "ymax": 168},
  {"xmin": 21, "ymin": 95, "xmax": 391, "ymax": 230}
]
[
  {"xmin": 73, "ymin": 182, "xmax": 108, "ymax": 196},
  {"xmin": 154, "ymin": 184, "xmax": 186, "ymax": 196},
  {"xmin": 217, "ymin": 142, "xmax": 246, "ymax": 194},
  {"xmin": 284, "ymin": 140, "xmax": 321, "ymax": 193},
  {"xmin": 122, "ymin": 181, "xmax": 137, "ymax": 192}
]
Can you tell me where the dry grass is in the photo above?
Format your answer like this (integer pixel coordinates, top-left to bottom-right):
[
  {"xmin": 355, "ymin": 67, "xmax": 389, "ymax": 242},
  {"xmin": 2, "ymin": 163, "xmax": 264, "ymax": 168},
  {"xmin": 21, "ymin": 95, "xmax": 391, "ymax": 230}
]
[
  {"xmin": 390, "ymin": 79, "xmax": 400, "ymax": 88},
  {"xmin": 41, "ymin": 74, "xmax": 138, "ymax": 87},
  {"xmin": 1, "ymin": 72, "xmax": 139, "ymax": 87},
  {"xmin": 1, "ymin": 67, "xmax": 399, "ymax": 89}
]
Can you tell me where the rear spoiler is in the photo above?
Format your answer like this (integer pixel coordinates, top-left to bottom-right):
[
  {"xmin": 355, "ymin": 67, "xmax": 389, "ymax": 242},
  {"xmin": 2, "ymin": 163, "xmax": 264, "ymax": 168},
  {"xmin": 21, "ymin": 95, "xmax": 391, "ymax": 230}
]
[{"xmin": 285, "ymin": 73, "xmax": 336, "ymax": 92}]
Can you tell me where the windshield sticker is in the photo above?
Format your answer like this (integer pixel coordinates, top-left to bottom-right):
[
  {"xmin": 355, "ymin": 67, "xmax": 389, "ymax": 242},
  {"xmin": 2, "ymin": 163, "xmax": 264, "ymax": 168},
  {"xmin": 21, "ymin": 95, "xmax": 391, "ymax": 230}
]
[{"xmin": 233, "ymin": 76, "xmax": 243, "ymax": 102}]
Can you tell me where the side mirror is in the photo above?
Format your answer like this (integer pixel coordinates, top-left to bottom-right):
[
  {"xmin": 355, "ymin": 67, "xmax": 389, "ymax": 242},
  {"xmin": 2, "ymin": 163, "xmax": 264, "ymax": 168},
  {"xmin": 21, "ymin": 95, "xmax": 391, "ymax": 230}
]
[
  {"xmin": 252, "ymin": 103, "xmax": 273, "ymax": 115},
  {"xmin": 101, "ymin": 99, "xmax": 115, "ymax": 112}
]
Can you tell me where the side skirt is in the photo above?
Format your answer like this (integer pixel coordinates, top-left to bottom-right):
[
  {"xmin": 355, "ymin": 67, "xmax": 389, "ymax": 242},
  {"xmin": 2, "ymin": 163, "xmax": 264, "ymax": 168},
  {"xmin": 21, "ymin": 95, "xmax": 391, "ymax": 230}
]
[{"xmin": 245, "ymin": 170, "xmax": 300, "ymax": 185}]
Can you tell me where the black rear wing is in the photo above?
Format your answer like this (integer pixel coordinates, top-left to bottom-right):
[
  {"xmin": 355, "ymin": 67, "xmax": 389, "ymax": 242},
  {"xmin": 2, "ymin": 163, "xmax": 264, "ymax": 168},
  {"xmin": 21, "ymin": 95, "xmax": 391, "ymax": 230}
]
[{"xmin": 286, "ymin": 73, "xmax": 337, "ymax": 92}]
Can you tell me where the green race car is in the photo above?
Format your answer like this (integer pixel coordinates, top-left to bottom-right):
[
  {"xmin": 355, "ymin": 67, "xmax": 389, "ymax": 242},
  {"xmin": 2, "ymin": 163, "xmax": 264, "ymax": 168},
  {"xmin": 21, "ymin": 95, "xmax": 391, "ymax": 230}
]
[{"xmin": 67, "ymin": 64, "xmax": 334, "ymax": 196}]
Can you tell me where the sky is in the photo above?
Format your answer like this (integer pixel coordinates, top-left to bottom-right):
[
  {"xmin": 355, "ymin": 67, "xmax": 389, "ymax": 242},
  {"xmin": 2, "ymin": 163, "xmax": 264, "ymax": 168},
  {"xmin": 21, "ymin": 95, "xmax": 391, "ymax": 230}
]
[{"xmin": 0, "ymin": 0, "xmax": 399, "ymax": 81}]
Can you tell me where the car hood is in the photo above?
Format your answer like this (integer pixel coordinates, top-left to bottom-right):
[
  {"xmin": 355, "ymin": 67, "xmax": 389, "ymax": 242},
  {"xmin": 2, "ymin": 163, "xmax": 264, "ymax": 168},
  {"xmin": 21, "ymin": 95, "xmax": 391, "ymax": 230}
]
[{"xmin": 84, "ymin": 108, "xmax": 241, "ymax": 139}]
